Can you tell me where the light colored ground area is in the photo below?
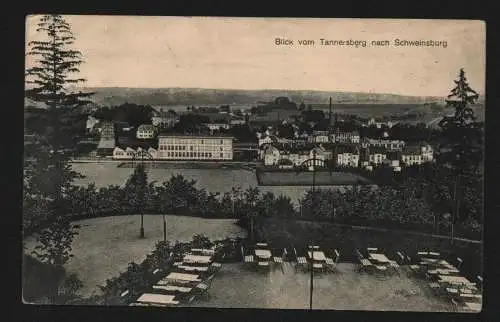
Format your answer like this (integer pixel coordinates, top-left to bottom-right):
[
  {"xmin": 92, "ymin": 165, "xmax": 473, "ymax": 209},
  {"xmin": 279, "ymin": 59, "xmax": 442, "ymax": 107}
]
[
  {"xmin": 23, "ymin": 215, "xmax": 246, "ymax": 297},
  {"xmin": 184, "ymin": 263, "xmax": 468, "ymax": 312}
]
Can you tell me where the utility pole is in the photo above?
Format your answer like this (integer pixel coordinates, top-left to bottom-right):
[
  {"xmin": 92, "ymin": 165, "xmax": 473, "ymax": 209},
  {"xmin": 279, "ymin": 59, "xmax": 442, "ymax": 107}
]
[
  {"xmin": 329, "ymin": 97, "xmax": 332, "ymax": 127},
  {"xmin": 163, "ymin": 213, "xmax": 167, "ymax": 243},
  {"xmin": 309, "ymin": 149, "xmax": 316, "ymax": 310},
  {"xmin": 451, "ymin": 175, "xmax": 460, "ymax": 245},
  {"xmin": 139, "ymin": 153, "xmax": 145, "ymax": 239}
]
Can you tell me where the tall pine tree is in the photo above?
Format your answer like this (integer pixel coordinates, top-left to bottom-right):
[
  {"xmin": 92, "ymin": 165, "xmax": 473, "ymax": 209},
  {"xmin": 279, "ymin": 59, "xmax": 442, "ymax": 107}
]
[
  {"xmin": 25, "ymin": 15, "xmax": 93, "ymax": 268},
  {"xmin": 438, "ymin": 68, "xmax": 483, "ymax": 175}
]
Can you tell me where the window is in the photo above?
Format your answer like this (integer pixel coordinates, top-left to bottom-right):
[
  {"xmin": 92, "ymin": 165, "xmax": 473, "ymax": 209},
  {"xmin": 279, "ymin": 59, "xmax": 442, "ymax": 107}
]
[
  {"xmin": 220, "ymin": 140, "xmax": 223, "ymax": 144},
  {"xmin": 201, "ymin": 140, "xmax": 204, "ymax": 144},
  {"xmin": 190, "ymin": 146, "xmax": 193, "ymax": 150},
  {"xmin": 220, "ymin": 153, "xmax": 223, "ymax": 158}
]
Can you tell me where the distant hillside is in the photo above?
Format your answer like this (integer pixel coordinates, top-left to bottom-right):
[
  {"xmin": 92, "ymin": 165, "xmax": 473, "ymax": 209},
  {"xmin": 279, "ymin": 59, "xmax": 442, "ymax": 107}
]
[{"xmin": 84, "ymin": 87, "xmax": 446, "ymax": 107}]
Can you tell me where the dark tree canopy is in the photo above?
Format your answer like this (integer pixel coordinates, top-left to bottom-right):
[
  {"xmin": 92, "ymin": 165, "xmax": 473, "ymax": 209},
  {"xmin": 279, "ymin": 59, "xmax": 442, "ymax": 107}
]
[
  {"xmin": 301, "ymin": 109, "xmax": 325, "ymax": 124},
  {"xmin": 93, "ymin": 103, "xmax": 154, "ymax": 127},
  {"xmin": 124, "ymin": 164, "xmax": 149, "ymax": 212},
  {"xmin": 229, "ymin": 124, "xmax": 257, "ymax": 142},
  {"xmin": 277, "ymin": 123, "xmax": 295, "ymax": 139},
  {"xmin": 171, "ymin": 113, "xmax": 210, "ymax": 134}
]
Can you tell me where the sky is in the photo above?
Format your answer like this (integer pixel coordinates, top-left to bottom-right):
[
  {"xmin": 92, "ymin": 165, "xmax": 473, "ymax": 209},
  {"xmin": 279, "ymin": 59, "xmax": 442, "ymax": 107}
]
[{"xmin": 25, "ymin": 16, "xmax": 485, "ymax": 97}]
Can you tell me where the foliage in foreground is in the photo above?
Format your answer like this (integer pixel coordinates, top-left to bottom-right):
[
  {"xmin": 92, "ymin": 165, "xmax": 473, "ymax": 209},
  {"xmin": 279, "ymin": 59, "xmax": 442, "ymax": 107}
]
[
  {"xmin": 97, "ymin": 235, "xmax": 242, "ymax": 305},
  {"xmin": 23, "ymin": 254, "xmax": 83, "ymax": 305}
]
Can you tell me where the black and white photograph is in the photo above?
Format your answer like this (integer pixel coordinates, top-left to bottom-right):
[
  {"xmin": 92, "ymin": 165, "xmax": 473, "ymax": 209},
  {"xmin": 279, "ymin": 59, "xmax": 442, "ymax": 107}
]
[{"xmin": 23, "ymin": 15, "xmax": 485, "ymax": 312}]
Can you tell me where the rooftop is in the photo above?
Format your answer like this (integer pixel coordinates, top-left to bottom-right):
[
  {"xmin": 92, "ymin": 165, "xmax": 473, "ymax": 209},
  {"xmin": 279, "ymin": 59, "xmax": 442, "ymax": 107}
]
[
  {"xmin": 368, "ymin": 146, "xmax": 387, "ymax": 155},
  {"xmin": 137, "ymin": 124, "xmax": 155, "ymax": 131},
  {"xmin": 336, "ymin": 145, "xmax": 359, "ymax": 154},
  {"xmin": 158, "ymin": 133, "xmax": 234, "ymax": 139},
  {"xmin": 402, "ymin": 145, "xmax": 422, "ymax": 155}
]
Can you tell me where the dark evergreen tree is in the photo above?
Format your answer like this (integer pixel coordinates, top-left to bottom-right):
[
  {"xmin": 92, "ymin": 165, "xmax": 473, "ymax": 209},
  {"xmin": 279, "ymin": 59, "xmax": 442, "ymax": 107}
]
[
  {"xmin": 438, "ymin": 68, "xmax": 483, "ymax": 175},
  {"xmin": 24, "ymin": 15, "xmax": 93, "ymax": 303},
  {"xmin": 436, "ymin": 68, "xmax": 483, "ymax": 234},
  {"xmin": 26, "ymin": 15, "xmax": 94, "ymax": 152},
  {"xmin": 25, "ymin": 15, "xmax": 94, "ymax": 268}
]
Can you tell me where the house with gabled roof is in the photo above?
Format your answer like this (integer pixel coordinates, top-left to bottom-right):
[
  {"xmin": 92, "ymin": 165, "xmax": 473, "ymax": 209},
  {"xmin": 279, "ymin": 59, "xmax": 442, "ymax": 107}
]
[
  {"xmin": 401, "ymin": 145, "xmax": 423, "ymax": 166},
  {"xmin": 335, "ymin": 144, "xmax": 360, "ymax": 168},
  {"xmin": 368, "ymin": 146, "xmax": 388, "ymax": 165}
]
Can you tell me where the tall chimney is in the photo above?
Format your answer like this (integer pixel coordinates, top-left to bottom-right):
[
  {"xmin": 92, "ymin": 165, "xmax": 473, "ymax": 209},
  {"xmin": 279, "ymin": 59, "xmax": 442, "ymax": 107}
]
[{"xmin": 329, "ymin": 97, "xmax": 332, "ymax": 125}]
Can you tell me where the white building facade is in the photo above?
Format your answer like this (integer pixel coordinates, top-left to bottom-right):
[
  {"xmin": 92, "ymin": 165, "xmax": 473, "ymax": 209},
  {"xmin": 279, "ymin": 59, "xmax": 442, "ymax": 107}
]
[
  {"xmin": 330, "ymin": 131, "xmax": 360, "ymax": 144},
  {"xmin": 362, "ymin": 139, "xmax": 405, "ymax": 151},
  {"xmin": 337, "ymin": 152, "xmax": 360, "ymax": 167},
  {"xmin": 136, "ymin": 125, "xmax": 155, "ymax": 139},
  {"xmin": 421, "ymin": 144, "xmax": 434, "ymax": 162},
  {"xmin": 205, "ymin": 123, "xmax": 231, "ymax": 132},
  {"xmin": 157, "ymin": 135, "xmax": 233, "ymax": 160}
]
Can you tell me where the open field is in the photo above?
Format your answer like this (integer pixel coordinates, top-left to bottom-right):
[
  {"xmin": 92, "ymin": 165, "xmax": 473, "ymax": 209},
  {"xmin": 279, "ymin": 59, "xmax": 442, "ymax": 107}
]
[
  {"xmin": 71, "ymin": 163, "xmax": 351, "ymax": 205},
  {"xmin": 23, "ymin": 215, "xmax": 246, "ymax": 297},
  {"xmin": 182, "ymin": 263, "xmax": 471, "ymax": 311},
  {"xmin": 257, "ymin": 170, "xmax": 371, "ymax": 186}
]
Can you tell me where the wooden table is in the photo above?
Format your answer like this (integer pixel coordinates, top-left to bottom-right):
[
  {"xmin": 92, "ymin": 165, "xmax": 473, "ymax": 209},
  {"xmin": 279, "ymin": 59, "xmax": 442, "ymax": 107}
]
[
  {"xmin": 153, "ymin": 285, "xmax": 192, "ymax": 293},
  {"xmin": 307, "ymin": 251, "xmax": 326, "ymax": 261},
  {"xmin": 428, "ymin": 268, "xmax": 460, "ymax": 275},
  {"xmin": 255, "ymin": 249, "xmax": 272, "ymax": 259},
  {"xmin": 178, "ymin": 265, "xmax": 209, "ymax": 272},
  {"xmin": 165, "ymin": 272, "xmax": 201, "ymax": 282},
  {"xmin": 183, "ymin": 254, "xmax": 212, "ymax": 264},
  {"xmin": 136, "ymin": 293, "xmax": 179, "ymax": 305},
  {"xmin": 190, "ymin": 248, "xmax": 215, "ymax": 255},
  {"xmin": 369, "ymin": 253, "xmax": 390, "ymax": 264},
  {"xmin": 438, "ymin": 275, "xmax": 471, "ymax": 286},
  {"xmin": 464, "ymin": 302, "xmax": 481, "ymax": 311}
]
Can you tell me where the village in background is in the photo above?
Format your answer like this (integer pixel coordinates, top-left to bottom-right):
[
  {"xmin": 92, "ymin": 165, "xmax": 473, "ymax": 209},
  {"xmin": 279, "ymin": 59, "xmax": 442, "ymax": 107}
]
[{"xmin": 24, "ymin": 92, "xmax": 484, "ymax": 176}]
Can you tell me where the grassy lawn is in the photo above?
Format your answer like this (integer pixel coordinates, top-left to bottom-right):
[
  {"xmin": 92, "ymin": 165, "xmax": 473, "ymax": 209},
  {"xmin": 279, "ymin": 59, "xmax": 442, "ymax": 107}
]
[
  {"xmin": 257, "ymin": 170, "xmax": 371, "ymax": 186},
  {"xmin": 255, "ymin": 218, "xmax": 482, "ymax": 281},
  {"xmin": 182, "ymin": 263, "xmax": 468, "ymax": 311},
  {"xmin": 23, "ymin": 215, "xmax": 246, "ymax": 297}
]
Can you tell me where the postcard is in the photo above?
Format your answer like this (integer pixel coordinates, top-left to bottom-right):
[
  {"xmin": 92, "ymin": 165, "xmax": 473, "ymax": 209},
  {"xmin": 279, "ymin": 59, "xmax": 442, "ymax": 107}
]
[{"xmin": 23, "ymin": 15, "xmax": 484, "ymax": 312}]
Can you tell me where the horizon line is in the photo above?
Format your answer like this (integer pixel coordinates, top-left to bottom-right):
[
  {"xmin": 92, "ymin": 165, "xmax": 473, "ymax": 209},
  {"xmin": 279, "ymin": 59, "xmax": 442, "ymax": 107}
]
[{"xmin": 76, "ymin": 85, "xmax": 456, "ymax": 99}]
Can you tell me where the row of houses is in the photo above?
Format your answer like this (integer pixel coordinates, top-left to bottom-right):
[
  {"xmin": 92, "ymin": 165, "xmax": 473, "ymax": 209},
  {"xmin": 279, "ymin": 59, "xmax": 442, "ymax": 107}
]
[
  {"xmin": 262, "ymin": 142, "xmax": 433, "ymax": 171},
  {"xmin": 259, "ymin": 133, "xmax": 405, "ymax": 151},
  {"xmin": 258, "ymin": 129, "xmax": 408, "ymax": 148}
]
